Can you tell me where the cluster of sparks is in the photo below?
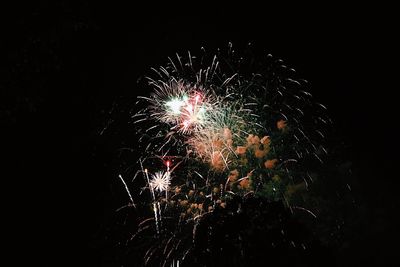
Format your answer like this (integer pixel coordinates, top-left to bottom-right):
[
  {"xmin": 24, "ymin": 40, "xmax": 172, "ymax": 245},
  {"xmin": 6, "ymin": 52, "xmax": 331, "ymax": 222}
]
[
  {"xmin": 150, "ymin": 171, "xmax": 171, "ymax": 193},
  {"xmin": 164, "ymin": 93, "xmax": 207, "ymax": 133},
  {"xmin": 114, "ymin": 44, "xmax": 335, "ymax": 266}
]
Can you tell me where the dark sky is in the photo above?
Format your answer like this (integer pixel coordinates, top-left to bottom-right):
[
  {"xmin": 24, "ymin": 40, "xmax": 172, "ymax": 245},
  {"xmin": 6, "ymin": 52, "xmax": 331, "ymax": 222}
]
[{"xmin": 2, "ymin": 2, "xmax": 399, "ymax": 266}]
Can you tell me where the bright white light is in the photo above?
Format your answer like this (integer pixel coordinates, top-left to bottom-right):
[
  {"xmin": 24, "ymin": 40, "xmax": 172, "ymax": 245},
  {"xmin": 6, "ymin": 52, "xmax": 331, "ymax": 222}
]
[
  {"xmin": 165, "ymin": 97, "xmax": 185, "ymax": 115},
  {"xmin": 150, "ymin": 171, "xmax": 171, "ymax": 192}
]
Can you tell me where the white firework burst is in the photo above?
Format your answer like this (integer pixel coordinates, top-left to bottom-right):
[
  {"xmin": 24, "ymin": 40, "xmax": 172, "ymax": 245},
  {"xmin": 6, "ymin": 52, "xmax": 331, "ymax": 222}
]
[{"xmin": 149, "ymin": 171, "xmax": 171, "ymax": 192}]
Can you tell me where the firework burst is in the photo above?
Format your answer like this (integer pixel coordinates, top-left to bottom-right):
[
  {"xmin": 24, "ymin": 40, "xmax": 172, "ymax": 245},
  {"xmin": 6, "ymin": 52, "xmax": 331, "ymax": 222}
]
[
  {"xmin": 106, "ymin": 43, "xmax": 352, "ymax": 266},
  {"xmin": 144, "ymin": 80, "xmax": 220, "ymax": 134},
  {"xmin": 150, "ymin": 171, "xmax": 171, "ymax": 193}
]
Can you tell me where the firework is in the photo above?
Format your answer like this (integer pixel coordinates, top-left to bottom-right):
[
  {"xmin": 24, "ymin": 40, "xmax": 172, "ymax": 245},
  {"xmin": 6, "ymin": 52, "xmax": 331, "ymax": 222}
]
[
  {"xmin": 144, "ymin": 80, "xmax": 220, "ymax": 134},
  {"xmin": 150, "ymin": 171, "xmax": 171, "ymax": 194},
  {"xmin": 108, "ymin": 43, "xmax": 349, "ymax": 266}
]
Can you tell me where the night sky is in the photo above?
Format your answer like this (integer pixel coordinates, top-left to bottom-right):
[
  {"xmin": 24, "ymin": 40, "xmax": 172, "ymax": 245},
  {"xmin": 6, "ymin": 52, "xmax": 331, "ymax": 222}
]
[{"xmin": 2, "ymin": 2, "xmax": 398, "ymax": 266}]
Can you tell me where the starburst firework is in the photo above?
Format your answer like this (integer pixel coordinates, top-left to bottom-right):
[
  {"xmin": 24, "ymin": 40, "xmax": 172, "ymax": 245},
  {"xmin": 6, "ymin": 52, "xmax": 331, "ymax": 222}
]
[{"xmin": 150, "ymin": 171, "xmax": 171, "ymax": 192}]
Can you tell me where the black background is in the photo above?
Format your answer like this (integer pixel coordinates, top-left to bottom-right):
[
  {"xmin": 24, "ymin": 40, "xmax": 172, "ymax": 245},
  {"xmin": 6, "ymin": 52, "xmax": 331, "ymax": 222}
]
[{"xmin": 2, "ymin": 2, "xmax": 399, "ymax": 266}]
